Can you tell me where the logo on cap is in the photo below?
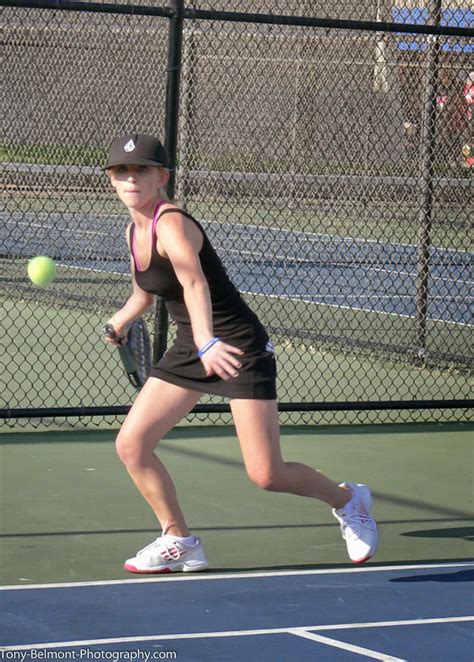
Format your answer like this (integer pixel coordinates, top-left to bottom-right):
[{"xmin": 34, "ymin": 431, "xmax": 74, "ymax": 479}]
[{"xmin": 124, "ymin": 139, "xmax": 136, "ymax": 153}]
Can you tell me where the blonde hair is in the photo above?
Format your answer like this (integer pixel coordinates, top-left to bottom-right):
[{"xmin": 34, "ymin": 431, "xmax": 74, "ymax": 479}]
[{"xmin": 158, "ymin": 167, "xmax": 172, "ymax": 202}]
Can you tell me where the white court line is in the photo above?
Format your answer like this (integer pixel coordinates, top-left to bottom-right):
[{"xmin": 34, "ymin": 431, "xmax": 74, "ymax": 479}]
[
  {"xmin": 7, "ymin": 214, "xmax": 472, "ymax": 257},
  {"xmin": 6, "ymin": 216, "xmax": 472, "ymax": 326},
  {"xmin": 230, "ymin": 248, "xmax": 473, "ymax": 287},
  {"xmin": 241, "ymin": 289, "xmax": 474, "ymax": 328},
  {"xmin": 13, "ymin": 258, "xmax": 474, "ymax": 327},
  {"xmin": 232, "ymin": 253, "xmax": 474, "ymax": 288},
  {"xmin": 287, "ymin": 294, "xmax": 473, "ymax": 302},
  {"xmin": 220, "ymin": 219, "xmax": 473, "ymax": 255},
  {"xmin": 61, "ymin": 255, "xmax": 474, "ymax": 290},
  {"xmin": 1, "ymin": 561, "xmax": 472, "ymax": 591},
  {"xmin": 1, "ymin": 617, "xmax": 472, "ymax": 652},
  {"xmin": 11, "ymin": 214, "xmax": 471, "ymax": 275},
  {"xmin": 6, "ymin": 218, "xmax": 114, "ymax": 239},
  {"xmin": 50, "ymin": 260, "xmax": 474, "ymax": 327},
  {"xmin": 8, "ymin": 217, "xmax": 472, "ymax": 286},
  {"xmin": 289, "ymin": 628, "xmax": 406, "ymax": 661}
]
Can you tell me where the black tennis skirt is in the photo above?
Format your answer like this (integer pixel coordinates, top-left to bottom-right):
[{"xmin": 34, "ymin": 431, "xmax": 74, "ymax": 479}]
[{"xmin": 151, "ymin": 341, "xmax": 277, "ymax": 400}]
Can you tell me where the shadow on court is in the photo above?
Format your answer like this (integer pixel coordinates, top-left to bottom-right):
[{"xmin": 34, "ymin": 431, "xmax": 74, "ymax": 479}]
[
  {"xmin": 0, "ymin": 422, "xmax": 472, "ymax": 585},
  {"xmin": 390, "ymin": 568, "xmax": 474, "ymax": 582},
  {"xmin": 402, "ymin": 526, "xmax": 474, "ymax": 539}
]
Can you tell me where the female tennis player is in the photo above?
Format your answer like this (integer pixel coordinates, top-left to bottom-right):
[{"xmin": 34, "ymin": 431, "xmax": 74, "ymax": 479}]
[{"xmin": 103, "ymin": 133, "xmax": 379, "ymax": 573}]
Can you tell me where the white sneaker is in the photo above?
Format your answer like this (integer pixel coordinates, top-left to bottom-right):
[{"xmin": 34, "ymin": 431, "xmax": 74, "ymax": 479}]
[
  {"xmin": 124, "ymin": 534, "xmax": 209, "ymax": 574},
  {"xmin": 332, "ymin": 482, "xmax": 379, "ymax": 564}
]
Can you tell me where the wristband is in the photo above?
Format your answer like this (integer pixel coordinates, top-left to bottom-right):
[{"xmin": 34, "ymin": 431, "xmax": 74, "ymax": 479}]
[{"xmin": 197, "ymin": 336, "xmax": 220, "ymax": 358}]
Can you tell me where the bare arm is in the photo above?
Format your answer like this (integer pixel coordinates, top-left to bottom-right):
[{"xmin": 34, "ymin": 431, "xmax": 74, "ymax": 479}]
[
  {"xmin": 105, "ymin": 224, "xmax": 154, "ymax": 344},
  {"xmin": 157, "ymin": 212, "xmax": 243, "ymax": 379}
]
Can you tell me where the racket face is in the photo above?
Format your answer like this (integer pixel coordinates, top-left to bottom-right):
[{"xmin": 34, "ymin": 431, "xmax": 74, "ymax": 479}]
[{"xmin": 127, "ymin": 319, "xmax": 152, "ymax": 387}]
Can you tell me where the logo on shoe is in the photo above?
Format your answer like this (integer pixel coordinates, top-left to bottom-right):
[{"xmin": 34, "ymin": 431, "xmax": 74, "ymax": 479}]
[{"xmin": 160, "ymin": 543, "xmax": 186, "ymax": 562}]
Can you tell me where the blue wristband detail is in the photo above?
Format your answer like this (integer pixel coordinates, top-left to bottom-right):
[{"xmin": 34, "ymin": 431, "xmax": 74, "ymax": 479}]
[{"xmin": 197, "ymin": 336, "xmax": 220, "ymax": 358}]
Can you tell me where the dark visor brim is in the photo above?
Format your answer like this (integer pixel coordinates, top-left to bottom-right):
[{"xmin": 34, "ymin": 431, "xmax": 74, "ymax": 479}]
[{"xmin": 102, "ymin": 157, "xmax": 167, "ymax": 171}]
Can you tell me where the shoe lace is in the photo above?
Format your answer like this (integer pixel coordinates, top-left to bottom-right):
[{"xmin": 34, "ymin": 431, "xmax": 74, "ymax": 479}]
[{"xmin": 340, "ymin": 511, "xmax": 375, "ymax": 539}]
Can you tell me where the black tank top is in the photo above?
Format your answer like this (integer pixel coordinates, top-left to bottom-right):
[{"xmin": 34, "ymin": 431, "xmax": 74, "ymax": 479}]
[{"xmin": 130, "ymin": 204, "xmax": 268, "ymax": 349}]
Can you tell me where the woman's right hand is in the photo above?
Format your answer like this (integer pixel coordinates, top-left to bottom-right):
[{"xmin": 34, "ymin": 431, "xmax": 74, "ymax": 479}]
[
  {"xmin": 199, "ymin": 340, "xmax": 244, "ymax": 380},
  {"xmin": 102, "ymin": 319, "xmax": 128, "ymax": 347}
]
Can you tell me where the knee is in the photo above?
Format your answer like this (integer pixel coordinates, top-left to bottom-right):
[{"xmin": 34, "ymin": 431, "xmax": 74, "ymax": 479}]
[
  {"xmin": 115, "ymin": 430, "xmax": 152, "ymax": 470},
  {"xmin": 246, "ymin": 466, "xmax": 286, "ymax": 492}
]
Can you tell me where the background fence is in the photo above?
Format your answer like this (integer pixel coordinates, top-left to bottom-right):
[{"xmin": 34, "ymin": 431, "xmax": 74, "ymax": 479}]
[{"xmin": 1, "ymin": 0, "xmax": 472, "ymax": 429}]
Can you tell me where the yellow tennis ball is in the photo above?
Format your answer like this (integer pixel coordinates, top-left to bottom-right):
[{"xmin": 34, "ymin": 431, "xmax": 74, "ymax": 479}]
[{"xmin": 27, "ymin": 256, "xmax": 57, "ymax": 287}]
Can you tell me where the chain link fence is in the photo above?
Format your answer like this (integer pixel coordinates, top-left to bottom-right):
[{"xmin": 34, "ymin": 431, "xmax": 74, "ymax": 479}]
[{"xmin": 1, "ymin": 0, "xmax": 472, "ymax": 429}]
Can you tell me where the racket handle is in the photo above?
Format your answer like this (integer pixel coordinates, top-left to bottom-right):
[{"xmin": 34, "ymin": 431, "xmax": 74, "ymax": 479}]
[
  {"xmin": 102, "ymin": 323, "xmax": 141, "ymax": 388},
  {"xmin": 118, "ymin": 345, "xmax": 137, "ymax": 375},
  {"xmin": 102, "ymin": 323, "xmax": 123, "ymax": 342}
]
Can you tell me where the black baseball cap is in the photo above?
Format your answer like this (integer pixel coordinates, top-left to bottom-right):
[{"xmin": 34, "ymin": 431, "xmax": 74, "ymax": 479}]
[{"xmin": 104, "ymin": 133, "xmax": 168, "ymax": 169}]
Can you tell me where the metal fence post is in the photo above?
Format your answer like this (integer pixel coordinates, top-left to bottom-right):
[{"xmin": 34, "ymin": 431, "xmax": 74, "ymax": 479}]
[
  {"xmin": 415, "ymin": 0, "xmax": 441, "ymax": 365},
  {"xmin": 175, "ymin": 28, "xmax": 196, "ymax": 204},
  {"xmin": 153, "ymin": 0, "xmax": 185, "ymax": 364}
]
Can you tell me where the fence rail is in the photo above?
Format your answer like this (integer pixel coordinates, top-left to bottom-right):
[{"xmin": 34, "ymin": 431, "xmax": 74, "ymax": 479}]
[{"xmin": 2, "ymin": 0, "xmax": 473, "ymax": 38}]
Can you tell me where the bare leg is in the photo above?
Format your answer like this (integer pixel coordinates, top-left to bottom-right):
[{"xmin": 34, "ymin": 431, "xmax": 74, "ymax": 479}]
[
  {"xmin": 116, "ymin": 378, "xmax": 201, "ymax": 537},
  {"xmin": 230, "ymin": 399, "xmax": 351, "ymax": 509}
]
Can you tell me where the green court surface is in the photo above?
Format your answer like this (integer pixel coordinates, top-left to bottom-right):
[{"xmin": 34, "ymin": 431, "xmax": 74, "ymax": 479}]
[{"xmin": 0, "ymin": 422, "xmax": 472, "ymax": 585}]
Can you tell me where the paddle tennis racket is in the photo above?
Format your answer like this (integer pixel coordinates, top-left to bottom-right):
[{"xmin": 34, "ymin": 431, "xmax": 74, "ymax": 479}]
[{"xmin": 102, "ymin": 319, "xmax": 152, "ymax": 389}]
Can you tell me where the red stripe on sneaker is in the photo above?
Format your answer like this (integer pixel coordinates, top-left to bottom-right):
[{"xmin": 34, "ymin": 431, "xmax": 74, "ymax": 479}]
[
  {"xmin": 352, "ymin": 556, "xmax": 372, "ymax": 564},
  {"xmin": 123, "ymin": 563, "xmax": 173, "ymax": 574}
]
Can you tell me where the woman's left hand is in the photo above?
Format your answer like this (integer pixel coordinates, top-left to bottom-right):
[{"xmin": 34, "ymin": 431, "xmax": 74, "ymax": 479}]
[{"xmin": 200, "ymin": 340, "xmax": 244, "ymax": 380}]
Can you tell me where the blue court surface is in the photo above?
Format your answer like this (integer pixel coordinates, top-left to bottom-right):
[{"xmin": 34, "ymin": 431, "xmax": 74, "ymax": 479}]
[
  {"xmin": 2, "ymin": 563, "xmax": 473, "ymax": 661},
  {"xmin": 4, "ymin": 213, "xmax": 473, "ymax": 325}
]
